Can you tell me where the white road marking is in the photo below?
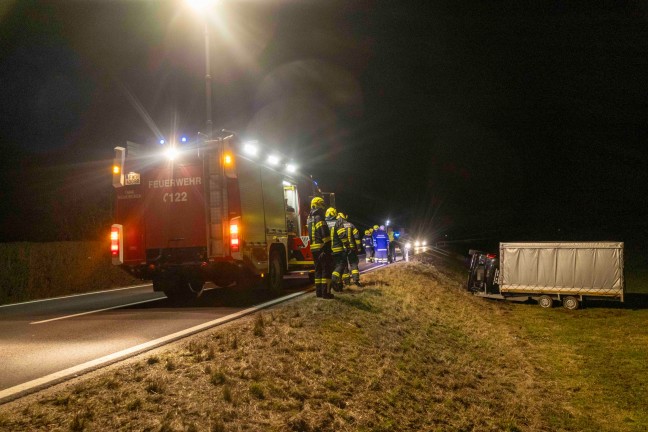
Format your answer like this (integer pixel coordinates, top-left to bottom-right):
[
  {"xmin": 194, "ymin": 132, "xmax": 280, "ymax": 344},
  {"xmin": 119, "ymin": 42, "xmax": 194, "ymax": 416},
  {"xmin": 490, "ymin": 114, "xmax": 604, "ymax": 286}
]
[
  {"xmin": 0, "ymin": 290, "xmax": 307, "ymax": 404},
  {"xmin": 2, "ymin": 264, "xmax": 391, "ymax": 402},
  {"xmin": 30, "ymin": 297, "xmax": 165, "ymax": 325},
  {"xmin": 0, "ymin": 284, "xmax": 153, "ymax": 309},
  {"xmin": 360, "ymin": 264, "xmax": 386, "ymax": 274}
]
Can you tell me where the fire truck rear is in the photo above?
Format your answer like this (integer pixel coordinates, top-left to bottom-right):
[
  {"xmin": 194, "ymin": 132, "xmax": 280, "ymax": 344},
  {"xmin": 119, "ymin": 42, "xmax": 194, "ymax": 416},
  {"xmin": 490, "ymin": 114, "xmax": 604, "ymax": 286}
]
[{"xmin": 110, "ymin": 136, "xmax": 328, "ymax": 302}]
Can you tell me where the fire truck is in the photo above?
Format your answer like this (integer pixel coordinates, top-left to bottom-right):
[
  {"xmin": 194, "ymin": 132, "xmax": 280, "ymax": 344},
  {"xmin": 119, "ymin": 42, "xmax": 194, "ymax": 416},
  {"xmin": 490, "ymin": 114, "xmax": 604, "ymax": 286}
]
[{"xmin": 110, "ymin": 135, "xmax": 334, "ymax": 302}]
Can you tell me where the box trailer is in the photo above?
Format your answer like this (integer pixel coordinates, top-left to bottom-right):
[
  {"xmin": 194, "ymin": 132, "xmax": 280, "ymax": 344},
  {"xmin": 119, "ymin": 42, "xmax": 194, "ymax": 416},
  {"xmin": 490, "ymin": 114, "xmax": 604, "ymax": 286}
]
[{"xmin": 467, "ymin": 242, "xmax": 624, "ymax": 309}]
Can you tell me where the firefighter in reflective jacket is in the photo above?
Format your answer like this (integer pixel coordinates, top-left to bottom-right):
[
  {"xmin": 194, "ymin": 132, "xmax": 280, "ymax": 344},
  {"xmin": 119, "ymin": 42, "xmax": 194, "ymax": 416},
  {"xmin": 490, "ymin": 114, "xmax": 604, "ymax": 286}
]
[
  {"xmin": 340, "ymin": 213, "xmax": 362, "ymax": 286},
  {"xmin": 307, "ymin": 197, "xmax": 333, "ymax": 299},
  {"xmin": 326, "ymin": 207, "xmax": 349, "ymax": 291},
  {"xmin": 373, "ymin": 225, "xmax": 389, "ymax": 264},
  {"xmin": 337, "ymin": 212, "xmax": 351, "ymax": 286},
  {"xmin": 363, "ymin": 229, "xmax": 374, "ymax": 263}
]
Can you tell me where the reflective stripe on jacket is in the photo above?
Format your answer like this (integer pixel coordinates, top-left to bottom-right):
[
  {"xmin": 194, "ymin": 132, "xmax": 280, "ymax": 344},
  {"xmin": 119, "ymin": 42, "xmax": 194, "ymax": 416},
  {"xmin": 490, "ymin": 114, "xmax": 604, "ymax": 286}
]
[{"xmin": 307, "ymin": 208, "xmax": 331, "ymax": 251}]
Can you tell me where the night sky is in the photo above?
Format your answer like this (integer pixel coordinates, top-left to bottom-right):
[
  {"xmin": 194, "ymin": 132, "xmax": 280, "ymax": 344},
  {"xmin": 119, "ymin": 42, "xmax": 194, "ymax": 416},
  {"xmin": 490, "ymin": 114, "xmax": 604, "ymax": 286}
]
[{"xmin": 1, "ymin": 1, "xmax": 647, "ymax": 250}]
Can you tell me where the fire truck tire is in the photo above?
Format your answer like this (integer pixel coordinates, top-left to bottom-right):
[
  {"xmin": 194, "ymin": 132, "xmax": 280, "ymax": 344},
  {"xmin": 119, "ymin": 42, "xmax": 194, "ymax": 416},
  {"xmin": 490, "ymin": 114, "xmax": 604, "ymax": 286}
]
[
  {"xmin": 267, "ymin": 250, "xmax": 284, "ymax": 293},
  {"xmin": 235, "ymin": 270, "xmax": 255, "ymax": 289},
  {"xmin": 157, "ymin": 277, "xmax": 201, "ymax": 304},
  {"xmin": 562, "ymin": 296, "xmax": 580, "ymax": 310},
  {"xmin": 538, "ymin": 295, "xmax": 554, "ymax": 308}
]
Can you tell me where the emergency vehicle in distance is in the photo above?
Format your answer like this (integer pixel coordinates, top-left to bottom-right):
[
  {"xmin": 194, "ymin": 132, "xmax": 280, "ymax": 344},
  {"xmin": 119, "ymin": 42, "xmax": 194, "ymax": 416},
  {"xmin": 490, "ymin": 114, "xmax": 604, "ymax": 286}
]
[{"xmin": 110, "ymin": 134, "xmax": 334, "ymax": 303}]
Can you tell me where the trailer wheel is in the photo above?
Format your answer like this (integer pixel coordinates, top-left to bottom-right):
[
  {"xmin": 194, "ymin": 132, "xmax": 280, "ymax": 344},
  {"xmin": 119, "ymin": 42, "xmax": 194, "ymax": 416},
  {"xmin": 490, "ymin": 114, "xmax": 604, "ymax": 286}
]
[
  {"xmin": 538, "ymin": 295, "xmax": 554, "ymax": 308},
  {"xmin": 267, "ymin": 250, "xmax": 284, "ymax": 293},
  {"xmin": 562, "ymin": 296, "xmax": 579, "ymax": 310}
]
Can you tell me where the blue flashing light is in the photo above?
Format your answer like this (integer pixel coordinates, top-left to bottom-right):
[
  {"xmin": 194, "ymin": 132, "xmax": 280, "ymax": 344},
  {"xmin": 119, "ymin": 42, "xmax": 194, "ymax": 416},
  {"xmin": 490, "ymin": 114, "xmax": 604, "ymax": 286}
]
[
  {"xmin": 159, "ymin": 139, "xmax": 165, "ymax": 145},
  {"xmin": 181, "ymin": 136, "xmax": 187, "ymax": 143}
]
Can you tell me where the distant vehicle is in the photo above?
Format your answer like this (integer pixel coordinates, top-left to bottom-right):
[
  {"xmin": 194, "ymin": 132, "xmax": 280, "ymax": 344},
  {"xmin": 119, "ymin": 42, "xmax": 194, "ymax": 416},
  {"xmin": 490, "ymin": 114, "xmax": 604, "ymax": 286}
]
[
  {"xmin": 467, "ymin": 242, "xmax": 624, "ymax": 310},
  {"xmin": 110, "ymin": 135, "xmax": 335, "ymax": 302}
]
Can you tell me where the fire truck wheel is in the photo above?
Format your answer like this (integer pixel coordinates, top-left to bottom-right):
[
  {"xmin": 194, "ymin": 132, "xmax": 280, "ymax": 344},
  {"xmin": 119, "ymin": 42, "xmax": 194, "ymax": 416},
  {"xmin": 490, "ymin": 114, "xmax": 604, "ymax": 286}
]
[
  {"xmin": 267, "ymin": 251, "xmax": 284, "ymax": 293},
  {"xmin": 562, "ymin": 296, "xmax": 580, "ymax": 310},
  {"xmin": 188, "ymin": 280, "xmax": 204, "ymax": 294},
  {"xmin": 538, "ymin": 295, "xmax": 554, "ymax": 308},
  {"xmin": 235, "ymin": 270, "xmax": 254, "ymax": 289}
]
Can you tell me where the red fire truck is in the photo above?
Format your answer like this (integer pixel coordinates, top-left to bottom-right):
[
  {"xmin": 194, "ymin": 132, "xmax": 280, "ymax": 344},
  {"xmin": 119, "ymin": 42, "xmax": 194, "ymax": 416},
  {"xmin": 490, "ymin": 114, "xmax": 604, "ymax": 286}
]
[{"xmin": 110, "ymin": 135, "xmax": 333, "ymax": 302}]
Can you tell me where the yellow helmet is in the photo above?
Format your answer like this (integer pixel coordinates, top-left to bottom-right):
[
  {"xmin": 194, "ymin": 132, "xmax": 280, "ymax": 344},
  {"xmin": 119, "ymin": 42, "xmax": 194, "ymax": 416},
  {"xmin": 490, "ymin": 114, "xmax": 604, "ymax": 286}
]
[
  {"xmin": 364, "ymin": 229, "xmax": 370, "ymax": 236},
  {"xmin": 325, "ymin": 207, "xmax": 337, "ymax": 218},
  {"xmin": 368, "ymin": 228, "xmax": 374, "ymax": 234},
  {"xmin": 311, "ymin": 197, "xmax": 325, "ymax": 209},
  {"xmin": 373, "ymin": 225, "xmax": 379, "ymax": 230},
  {"xmin": 337, "ymin": 212, "xmax": 346, "ymax": 219}
]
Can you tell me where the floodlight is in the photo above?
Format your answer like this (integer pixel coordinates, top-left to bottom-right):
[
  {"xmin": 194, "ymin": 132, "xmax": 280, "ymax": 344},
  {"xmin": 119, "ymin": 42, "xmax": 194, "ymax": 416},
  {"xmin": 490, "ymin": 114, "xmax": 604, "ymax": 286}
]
[{"xmin": 243, "ymin": 142, "xmax": 258, "ymax": 157}]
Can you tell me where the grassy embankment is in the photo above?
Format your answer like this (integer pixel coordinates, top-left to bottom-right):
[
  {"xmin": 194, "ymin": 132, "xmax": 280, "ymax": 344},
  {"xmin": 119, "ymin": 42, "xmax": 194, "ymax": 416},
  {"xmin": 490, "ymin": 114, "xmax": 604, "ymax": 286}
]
[
  {"xmin": 0, "ymin": 242, "xmax": 139, "ymax": 305},
  {"xmin": 0, "ymin": 255, "xmax": 646, "ymax": 431}
]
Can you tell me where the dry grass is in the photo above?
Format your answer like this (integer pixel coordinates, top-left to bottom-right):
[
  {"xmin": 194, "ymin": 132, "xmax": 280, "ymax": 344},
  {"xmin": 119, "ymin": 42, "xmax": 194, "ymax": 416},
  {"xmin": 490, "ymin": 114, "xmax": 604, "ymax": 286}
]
[{"xmin": 0, "ymin": 258, "xmax": 644, "ymax": 431}]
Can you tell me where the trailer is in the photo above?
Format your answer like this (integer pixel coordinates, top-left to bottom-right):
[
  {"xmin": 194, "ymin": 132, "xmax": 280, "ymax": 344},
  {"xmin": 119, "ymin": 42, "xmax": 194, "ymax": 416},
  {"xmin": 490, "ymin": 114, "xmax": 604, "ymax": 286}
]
[
  {"xmin": 467, "ymin": 242, "xmax": 624, "ymax": 309},
  {"xmin": 110, "ymin": 135, "xmax": 333, "ymax": 303}
]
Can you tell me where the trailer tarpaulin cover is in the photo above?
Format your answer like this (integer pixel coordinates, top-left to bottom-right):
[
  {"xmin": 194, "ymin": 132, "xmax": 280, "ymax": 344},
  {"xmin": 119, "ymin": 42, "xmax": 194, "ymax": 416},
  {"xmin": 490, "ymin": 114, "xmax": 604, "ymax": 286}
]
[{"xmin": 499, "ymin": 242, "xmax": 624, "ymax": 297}]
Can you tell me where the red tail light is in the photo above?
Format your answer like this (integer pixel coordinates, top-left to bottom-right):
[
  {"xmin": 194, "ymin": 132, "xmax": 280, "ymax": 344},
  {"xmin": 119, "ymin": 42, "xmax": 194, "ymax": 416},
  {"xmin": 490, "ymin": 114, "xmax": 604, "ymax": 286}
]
[
  {"xmin": 230, "ymin": 221, "xmax": 239, "ymax": 253},
  {"xmin": 486, "ymin": 253, "xmax": 497, "ymax": 259},
  {"xmin": 111, "ymin": 224, "xmax": 123, "ymax": 265}
]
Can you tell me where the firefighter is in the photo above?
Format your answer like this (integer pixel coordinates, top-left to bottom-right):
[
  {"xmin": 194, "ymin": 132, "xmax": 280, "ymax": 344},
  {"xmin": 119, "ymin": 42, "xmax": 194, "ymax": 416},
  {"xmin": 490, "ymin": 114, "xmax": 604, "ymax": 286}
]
[
  {"xmin": 371, "ymin": 225, "xmax": 379, "ymax": 262},
  {"xmin": 387, "ymin": 226, "xmax": 396, "ymax": 263},
  {"xmin": 337, "ymin": 212, "xmax": 351, "ymax": 286},
  {"xmin": 363, "ymin": 229, "xmax": 374, "ymax": 263},
  {"xmin": 340, "ymin": 212, "xmax": 362, "ymax": 286},
  {"xmin": 373, "ymin": 225, "xmax": 389, "ymax": 264},
  {"xmin": 307, "ymin": 197, "xmax": 333, "ymax": 299},
  {"xmin": 325, "ymin": 207, "xmax": 344, "ymax": 290},
  {"xmin": 326, "ymin": 207, "xmax": 349, "ymax": 292}
]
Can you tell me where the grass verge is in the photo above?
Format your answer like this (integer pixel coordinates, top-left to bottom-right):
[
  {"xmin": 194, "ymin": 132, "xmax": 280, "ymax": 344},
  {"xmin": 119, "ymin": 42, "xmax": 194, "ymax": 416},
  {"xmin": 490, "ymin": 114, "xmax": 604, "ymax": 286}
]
[{"xmin": 0, "ymin": 257, "xmax": 646, "ymax": 431}]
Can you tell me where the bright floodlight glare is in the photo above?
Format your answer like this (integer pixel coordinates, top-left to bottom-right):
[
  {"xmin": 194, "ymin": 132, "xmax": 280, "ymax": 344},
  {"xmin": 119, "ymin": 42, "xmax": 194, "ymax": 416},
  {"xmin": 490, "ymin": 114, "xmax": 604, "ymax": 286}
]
[
  {"xmin": 165, "ymin": 147, "xmax": 178, "ymax": 161},
  {"xmin": 286, "ymin": 164, "xmax": 296, "ymax": 173},
  {"xmin": 282, "ymin": 180, "xmax": 291, "ymax": 186},
  {"xmin": 159, "ymin": 139, "xmax": 165, "ymax": 145},
  {"xmin": 267, "ymin": 155, "xmax": 280, "ymax": 165},
  {"xmin": 243, "ymin": 143, "xmax": 258, "ymax": 156},
  {"xmin": 186, "ymin": 0, "xmax": 214, "ymax": 12},
  {"xmin": 386, "ymin": 219, "xmax": 390, "ymax": 226}
]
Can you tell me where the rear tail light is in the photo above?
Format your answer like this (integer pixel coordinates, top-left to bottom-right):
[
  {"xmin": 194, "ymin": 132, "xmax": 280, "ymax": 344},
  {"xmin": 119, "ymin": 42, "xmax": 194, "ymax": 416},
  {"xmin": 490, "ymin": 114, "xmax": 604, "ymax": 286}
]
[
  {"xmin": 230, "ymin": 220, "xmax": 240, "ymax": 253},
  {"xmin": 111, "ymin": 224, "xmax": 123, "ymax": 265},
  {"xmin": 486, "ymin": 253, "xmax": 497, "ymax": 259}
]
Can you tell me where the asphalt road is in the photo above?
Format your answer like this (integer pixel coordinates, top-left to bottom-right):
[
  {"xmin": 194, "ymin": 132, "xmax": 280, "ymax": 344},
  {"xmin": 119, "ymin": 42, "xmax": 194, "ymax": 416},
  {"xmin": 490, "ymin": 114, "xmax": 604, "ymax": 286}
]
[{"xmin": 0, "ymin": 260, "xmax": 386, "ymax": 395}]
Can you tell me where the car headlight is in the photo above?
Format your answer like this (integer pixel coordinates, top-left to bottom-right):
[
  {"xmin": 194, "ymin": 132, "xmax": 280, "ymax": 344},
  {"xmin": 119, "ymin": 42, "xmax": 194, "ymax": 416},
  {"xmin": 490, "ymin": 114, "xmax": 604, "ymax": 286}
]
[
  {"xmin": 415, "ymin": 241, "xmax": 420, "ymax": 247},
  {"xmin": 405, "ymin": 242, "xmax": 411, "ymax": 249},
  {"xmin": 422, "ymin": 241, "xmax": 427, "ymax": 246}
]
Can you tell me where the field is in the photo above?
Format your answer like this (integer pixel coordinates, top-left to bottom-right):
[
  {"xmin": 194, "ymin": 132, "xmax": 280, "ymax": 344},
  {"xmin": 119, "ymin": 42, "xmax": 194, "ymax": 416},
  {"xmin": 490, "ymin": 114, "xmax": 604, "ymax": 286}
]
[
  {"xmin": 0, "ymin": 241, "xmax": 139, "ymax": 305},
  {"xmin": 0, "ymin": 254, "xmax": 646, "ymax": 431}
]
